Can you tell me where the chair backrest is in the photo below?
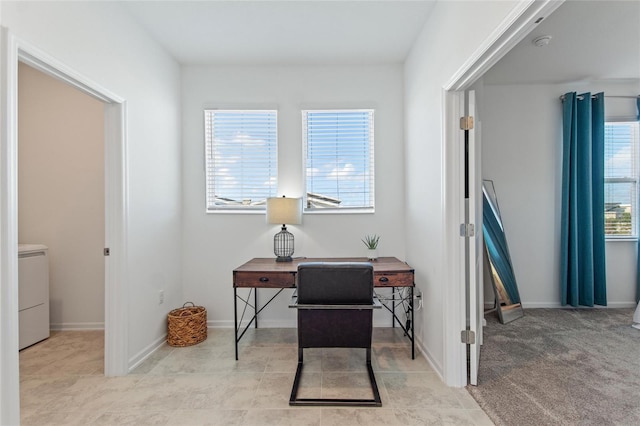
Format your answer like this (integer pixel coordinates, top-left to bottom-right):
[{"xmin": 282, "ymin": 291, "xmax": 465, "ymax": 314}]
[{"xmin": 296, "ymin": 262, "xmax": 374, "ymax": 305}]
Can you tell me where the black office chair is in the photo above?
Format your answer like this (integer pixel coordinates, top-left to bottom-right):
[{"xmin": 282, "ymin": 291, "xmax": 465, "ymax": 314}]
[{"xmin": 289, "ymin": 262, "xmax": 382, "ymax": 406}]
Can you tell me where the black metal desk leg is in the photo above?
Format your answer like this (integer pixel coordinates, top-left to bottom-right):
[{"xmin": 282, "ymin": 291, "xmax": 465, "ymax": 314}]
[
  {"xmin": 392, "ymin": 287, "xmax": 396, "ymax": 328},
  {"xmin": 254, "ymin": 288, "xmax": 258, "ymax": 328},
  {"xmin": 411, "ymin": 286, "xmax": 415, "ymax": 359},
  {"xmin": 234, "ymin": 287, "xmax": 239, "ymax": 361}
]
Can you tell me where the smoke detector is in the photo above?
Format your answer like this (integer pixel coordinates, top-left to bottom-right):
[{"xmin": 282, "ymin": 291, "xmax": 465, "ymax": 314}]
[{"xmin": 532, "ymin": 35, "xmax": 552, "ymax": 47}]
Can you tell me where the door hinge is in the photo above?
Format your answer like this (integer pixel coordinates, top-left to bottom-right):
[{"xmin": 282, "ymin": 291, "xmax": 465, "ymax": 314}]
[
  {"xmin": 461, "ymin": 330, "xmax": 476, "ymax": 344},
  {"xmin": 460, "ymin": 116, "xmax": 474, "ymax": 130},
  {"xmin": 104, "ymin": 248, "xmax": 110, "ymax": 256},
  {"xmin": 460, "ymin": 223, "xmax": 475, "ymax": 237}
]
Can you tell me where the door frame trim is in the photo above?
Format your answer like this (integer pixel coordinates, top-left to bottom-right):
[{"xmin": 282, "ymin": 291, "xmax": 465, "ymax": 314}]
[{"xmin": 1, "ymin": 28, "xmax": 129, "ymax": 424}]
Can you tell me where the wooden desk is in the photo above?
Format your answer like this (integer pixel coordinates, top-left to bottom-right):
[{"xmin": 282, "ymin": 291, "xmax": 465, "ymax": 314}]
[{"xmin": 232, "ymin": 257, "xmax": 415, "ymax": 360}]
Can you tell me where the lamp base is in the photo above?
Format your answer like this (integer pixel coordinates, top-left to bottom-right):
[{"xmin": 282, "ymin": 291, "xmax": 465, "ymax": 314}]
[{"xmin": 273, "ymin": 225, "xmax": 295, "ymax": 262}]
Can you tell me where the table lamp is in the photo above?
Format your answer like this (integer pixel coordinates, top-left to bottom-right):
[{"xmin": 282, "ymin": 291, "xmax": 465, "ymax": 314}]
[{"xmin": 266, "ymin": 196, "xmax": 302, "ymax": 262}]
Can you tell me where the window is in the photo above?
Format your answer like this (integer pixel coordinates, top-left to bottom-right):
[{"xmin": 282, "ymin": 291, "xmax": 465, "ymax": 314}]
[
  {"xmin": 204, "ymin": 110, "xmax": 277, "ymax": 212},
  {"xmin": 604, "ymin": 121, "xmax": 640, "ymax": 237},
  {"xmin": 302, "ymin": 109, "xmax": 375, "ymax": 211}
]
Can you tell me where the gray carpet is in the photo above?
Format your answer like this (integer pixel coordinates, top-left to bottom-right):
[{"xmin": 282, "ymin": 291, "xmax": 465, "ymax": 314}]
[{"xmin": 467, "ymin": 308, "xmax": 640, "ymax": 426}]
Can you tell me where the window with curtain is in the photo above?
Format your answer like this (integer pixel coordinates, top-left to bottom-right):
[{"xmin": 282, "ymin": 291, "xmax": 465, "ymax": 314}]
[
  {"xmin": 604, "ymin": 121, "xmax": 640, "ymax": 237},
  {"xmin": 204, "ymin": 110, "xmax": 277, "ymax": 212},
  {"xmin": 302, "ymin": 109, "xmax": 375, "ymax": 212}
]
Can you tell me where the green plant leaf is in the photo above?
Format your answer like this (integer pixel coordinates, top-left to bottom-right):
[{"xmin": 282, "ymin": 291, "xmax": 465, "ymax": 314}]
[{"xmin": 361, "ymin": 234, "xmax": 380, "ymax": 249}]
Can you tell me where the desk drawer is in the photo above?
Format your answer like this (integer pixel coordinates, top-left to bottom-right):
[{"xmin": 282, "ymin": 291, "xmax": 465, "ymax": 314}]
[
  {"xmin": 374, "ymin": 272, "xmax": 414, "ymax": 287},
  {"xmin": 234, "ymin": 272, "xmax": 295, "ymax": 288}
]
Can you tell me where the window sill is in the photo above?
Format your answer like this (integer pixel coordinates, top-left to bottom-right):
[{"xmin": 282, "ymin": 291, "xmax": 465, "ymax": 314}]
[
  {"xmin": 304, "ymin": 208, "xmax": 375, "ymax": 215},
  {"xmin": 605, "ymin": 237, "xmax": 638, "ymax": 243},
  {"xmin": 206, "ymin": 209, "xmax": 265, "ymax": 215}
]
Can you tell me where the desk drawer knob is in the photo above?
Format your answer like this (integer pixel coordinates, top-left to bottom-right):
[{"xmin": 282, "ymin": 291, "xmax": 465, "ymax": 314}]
[
  {"xmin": 379, "ymin": 277, "xmax": 389, "ymax": 283},
  {"xmin": 259, "ymin": 277, "xmax": 269, "ymax": 282}
]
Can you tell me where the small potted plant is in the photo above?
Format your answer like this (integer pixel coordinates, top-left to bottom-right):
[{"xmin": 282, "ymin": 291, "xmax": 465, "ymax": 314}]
[{"xmin": 362, "ymin": 234, "xmax": 380, "ymax": 261}]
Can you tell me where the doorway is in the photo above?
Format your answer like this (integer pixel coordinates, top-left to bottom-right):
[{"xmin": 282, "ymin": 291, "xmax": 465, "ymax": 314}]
[
  {"xmin": 1, "ymin": 34, "xmax": 128, "ymax": 423},
  {"xmin": 442, "ymin": 0, "xmax": 566, "ymax": 387},
  {"xmin": 18, "ymin": 61, "xmax": 105, "ymax": 354}
]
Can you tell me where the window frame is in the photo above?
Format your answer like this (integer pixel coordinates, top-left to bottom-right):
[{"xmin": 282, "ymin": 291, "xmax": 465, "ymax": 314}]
[
  {"xmin": 604, "ymin": 119, "xmax": 640, "ymax": 241},
  {"xmin": 302, "ymin": 108, "xmax": 375, "ymax": 214},
  {"xmin": 204, "ymin": 109, "xmax": 278, "ymax": 213}
]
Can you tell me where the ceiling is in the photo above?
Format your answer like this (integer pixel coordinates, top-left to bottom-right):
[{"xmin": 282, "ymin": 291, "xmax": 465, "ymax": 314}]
[
  {"xmin": 121, "ymin": 1, "xmax": 639, "ymax": 83},
  {"xmin": 121, "ymin": 0, "xmax": 436, "ymax": 65},
  {"xmin": 483, "ymin": 0, "xmax": 640, "ymax": 85}
]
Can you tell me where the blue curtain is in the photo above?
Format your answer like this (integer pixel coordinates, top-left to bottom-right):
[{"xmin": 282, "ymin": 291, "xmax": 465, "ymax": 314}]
[
  {"xmin": 483, "ymin": 195, "xmax": 520, "ymax": 304},
  {"xmin": 636, "ymin": 96, "xmax": 640, "ymax": 303},
  {"xmin": 560, "ymin": 92, "xmax": 607, "ymax": 307}
]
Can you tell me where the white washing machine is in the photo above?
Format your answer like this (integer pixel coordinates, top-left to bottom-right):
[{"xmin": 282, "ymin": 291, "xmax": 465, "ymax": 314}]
[{"xmin": 18, "ymin": 244, "xmax": 50, "ymax": 350}]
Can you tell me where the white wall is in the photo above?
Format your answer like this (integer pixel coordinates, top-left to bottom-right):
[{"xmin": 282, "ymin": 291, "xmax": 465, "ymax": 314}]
[
  {"xmin": 481, "ymin": 80, "xmax": 640, "ymax": 307},
  {"xmin": 403, "ymin": 0, "xmax": 519, "ymax": 379},
  {"xmin": 18, "ymin": 63, "xmax": 105, "ymax": 329},
  {"xmin": 181, "ymin": 65, "xmax": 405, "ymax": 327},
  {"xmin": 2, "ymin": 1, "xmax": 182, "ymax": 364}
]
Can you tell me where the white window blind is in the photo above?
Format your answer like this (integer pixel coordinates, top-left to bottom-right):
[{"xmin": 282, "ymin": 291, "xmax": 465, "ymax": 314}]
[
  {"xmin": 302, "ymin": 109, "xmax": 375, "ymax": 211},
  {"xmin": 204, "ymin": 110, "xmax": 277, "ymax": 211},
  {"xmin": 604, "ymin": 121, "xmax": 640, "ymax": 237}
]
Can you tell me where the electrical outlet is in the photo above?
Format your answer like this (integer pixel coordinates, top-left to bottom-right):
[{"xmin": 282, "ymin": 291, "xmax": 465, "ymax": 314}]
[
  {"xmin": 159, "ymin": 290, "xmax": 164, "ymax": 304},
  {"xmin": 414, "ymin": 291, "xmax": 423, "ymax": 310}
]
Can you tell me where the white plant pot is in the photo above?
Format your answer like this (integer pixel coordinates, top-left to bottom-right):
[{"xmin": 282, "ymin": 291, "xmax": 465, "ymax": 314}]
[{"xmin": 367, "ymin": 248, "xmax": 378, "ymax": 261}]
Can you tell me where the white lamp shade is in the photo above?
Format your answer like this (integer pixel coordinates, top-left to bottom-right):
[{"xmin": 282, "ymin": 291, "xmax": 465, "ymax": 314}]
[{"xmin": 266, "ymin": 197, "xmax": 302, "ymax": 225}]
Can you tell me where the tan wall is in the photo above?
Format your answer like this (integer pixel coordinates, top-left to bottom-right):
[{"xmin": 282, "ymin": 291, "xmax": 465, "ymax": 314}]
[{"xmin": 18, "ymin": 62, "xmax": 105, "ymax": 329}]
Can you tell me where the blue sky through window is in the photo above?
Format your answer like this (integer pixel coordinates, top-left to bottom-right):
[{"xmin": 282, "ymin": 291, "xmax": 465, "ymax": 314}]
[
  {"xmin": 604, "ymin": 122, "xmax": 638, "ymax": 206},
  {"xmin": 304, "ymin": 110, "xmax": 374, "ymax": 209},
  {"xmin": 205, "ymin": 110, "xmax": 277, "ymax": 209}
]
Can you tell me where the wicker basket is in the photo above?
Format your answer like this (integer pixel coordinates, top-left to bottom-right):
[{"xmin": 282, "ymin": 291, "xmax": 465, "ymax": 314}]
[{"xmin": 167, "ymin": 302, "xmax": 207, "ymax": 347}]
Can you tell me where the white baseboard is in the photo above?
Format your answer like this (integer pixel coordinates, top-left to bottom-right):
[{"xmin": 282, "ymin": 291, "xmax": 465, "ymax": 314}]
[
  {"xmin": 522, "ymin": 302, "xmax": 637, "ymax": 309},
  {"xmin": 208, "ymin": 318, "xmax": 398, "ymax": 329},
  {"xmin": 128, "ymin": 334, "xmax": 167, "ymax": 372},
  {"xmin": 50, "ymin": 322, "xmax": 104, "ymax": 331},
  {"xmin": 414, "ymin": 336, "xmax": 444, "ymax": 383},
  {"xmin": 207, "ymin": 319, "xmax": 297, "ymax": 328}
]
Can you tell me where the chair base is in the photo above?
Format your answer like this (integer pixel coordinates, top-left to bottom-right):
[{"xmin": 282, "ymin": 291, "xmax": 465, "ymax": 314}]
[{"xmin": 289, "ymin": 348, "xmax": 382, "ymax": 407}]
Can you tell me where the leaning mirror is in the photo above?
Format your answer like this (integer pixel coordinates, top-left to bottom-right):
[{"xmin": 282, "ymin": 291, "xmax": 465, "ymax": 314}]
[{"xmin": 482, "ymin": 180, "xmax": 524, "ymax": 324}]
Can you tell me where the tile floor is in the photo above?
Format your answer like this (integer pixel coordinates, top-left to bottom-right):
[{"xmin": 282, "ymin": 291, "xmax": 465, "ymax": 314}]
[{"xmin": 20, "ymin": 328, "xmax": 493, "ymax": 425}]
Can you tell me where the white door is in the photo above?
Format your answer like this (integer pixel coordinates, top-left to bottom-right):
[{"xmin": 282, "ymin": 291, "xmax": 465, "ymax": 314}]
[{"xmin": 465, "ymin": 90, "xmax": 483, "ymax": 386}]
